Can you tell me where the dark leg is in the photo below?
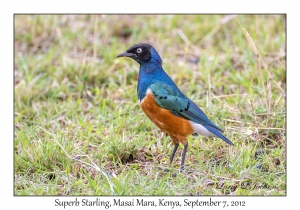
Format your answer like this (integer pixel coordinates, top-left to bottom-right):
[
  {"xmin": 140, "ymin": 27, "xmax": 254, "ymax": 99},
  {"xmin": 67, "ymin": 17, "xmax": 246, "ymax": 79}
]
[
  {"xmin": 170, "ymin": 144, "xmax": 179, "ymax": 164},
  {"xmin": 164, "ymin": 144, "xmax": 179, "ymax": 173},
  {"xmin": 180, "ymin": 142, "xmax": 188, "ymax": 172}
]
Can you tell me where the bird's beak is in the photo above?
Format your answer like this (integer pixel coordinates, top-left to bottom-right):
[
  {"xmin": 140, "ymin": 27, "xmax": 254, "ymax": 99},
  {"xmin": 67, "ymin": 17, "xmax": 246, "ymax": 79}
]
[{"xmin": 117, "ymin": 51, "xmax": 135, "ymax": 58}]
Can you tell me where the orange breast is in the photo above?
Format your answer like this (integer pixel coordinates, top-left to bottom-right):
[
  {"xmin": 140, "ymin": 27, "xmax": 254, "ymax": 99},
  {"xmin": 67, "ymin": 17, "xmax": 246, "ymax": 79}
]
[{"xmin": 140, "ymin": 92, "xmax": 193, "ymax": 145}]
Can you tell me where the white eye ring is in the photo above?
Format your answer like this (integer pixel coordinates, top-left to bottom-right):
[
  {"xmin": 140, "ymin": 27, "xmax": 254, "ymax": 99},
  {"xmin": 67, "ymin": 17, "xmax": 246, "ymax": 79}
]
[{"xmin": 137, "ymin": 48, "xmax": 142, "ymax": 53}]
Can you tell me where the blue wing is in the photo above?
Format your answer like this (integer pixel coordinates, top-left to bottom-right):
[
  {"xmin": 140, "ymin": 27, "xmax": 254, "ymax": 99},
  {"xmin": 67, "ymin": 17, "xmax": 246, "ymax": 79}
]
[{"xmin": 149, "ymin": 81, "xmax": 233, "ymax": 145}]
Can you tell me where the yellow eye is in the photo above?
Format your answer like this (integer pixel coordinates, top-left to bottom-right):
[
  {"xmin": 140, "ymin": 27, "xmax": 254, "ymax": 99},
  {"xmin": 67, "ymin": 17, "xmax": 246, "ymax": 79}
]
[{"xmin": 137, "ymin": 48, "xmax": 142, "ymax": 53}]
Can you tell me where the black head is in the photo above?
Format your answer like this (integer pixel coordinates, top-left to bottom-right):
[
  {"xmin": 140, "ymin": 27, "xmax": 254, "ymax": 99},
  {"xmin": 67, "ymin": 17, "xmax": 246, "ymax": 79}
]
[{"xmin": 117, "ymin": 43, "xmax": 153, "ymax": 64}]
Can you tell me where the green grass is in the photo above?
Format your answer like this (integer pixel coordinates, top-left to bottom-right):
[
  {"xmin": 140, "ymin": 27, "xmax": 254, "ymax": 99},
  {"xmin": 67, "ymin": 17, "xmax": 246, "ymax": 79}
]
[{"xmin": 14, "ymin": 14, "xmax": 286, "ymax": 195}]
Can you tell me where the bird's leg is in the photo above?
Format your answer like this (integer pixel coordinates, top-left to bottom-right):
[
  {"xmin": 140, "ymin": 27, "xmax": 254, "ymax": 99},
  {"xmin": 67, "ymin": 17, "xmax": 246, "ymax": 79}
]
[
  {"xmin": 170, "ymin": 143, "xmax": 179, "ymax": 164},
  {"xmin": 164, "ymin": 143, "xmax": 179, "ymax": 173},
  {"xmin": 180, "ymin": 142, "xmax": 188, "ymax": 173}
]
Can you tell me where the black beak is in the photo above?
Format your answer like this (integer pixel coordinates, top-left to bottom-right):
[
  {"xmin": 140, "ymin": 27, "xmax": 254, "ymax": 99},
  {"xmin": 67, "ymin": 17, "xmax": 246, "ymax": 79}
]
[{"xmin": 117, "ymin": 51, "xmax": 135, "ymax": 58}]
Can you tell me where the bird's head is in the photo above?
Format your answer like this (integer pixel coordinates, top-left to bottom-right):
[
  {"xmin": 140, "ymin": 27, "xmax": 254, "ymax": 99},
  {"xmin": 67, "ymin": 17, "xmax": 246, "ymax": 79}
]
[{"xmin": 117, "ymin": 43, "xmax": 162, "ymax": 64}]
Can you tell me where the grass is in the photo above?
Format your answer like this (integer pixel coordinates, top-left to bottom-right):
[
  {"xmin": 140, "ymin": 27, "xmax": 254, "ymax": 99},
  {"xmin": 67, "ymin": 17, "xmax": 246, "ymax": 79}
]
[{"xmin": 14, "ymin": 14, "xmax": 286, "ymax": 195}]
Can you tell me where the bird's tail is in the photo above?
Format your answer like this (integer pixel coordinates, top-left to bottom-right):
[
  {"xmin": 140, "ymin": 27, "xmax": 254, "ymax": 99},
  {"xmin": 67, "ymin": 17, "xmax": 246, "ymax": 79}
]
[{"xmin": 204, "ymin": 125, "xmax": 234, "ymax": 146}]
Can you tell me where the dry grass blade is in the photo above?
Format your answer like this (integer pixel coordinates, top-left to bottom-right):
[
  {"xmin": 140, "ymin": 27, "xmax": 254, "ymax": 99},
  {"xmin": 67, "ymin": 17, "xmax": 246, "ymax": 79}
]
[
  {"xmin": 177, "ymin": 29, "xmax": 201, "ymax": 55},
  {"xmin": 242, "ymin": 27, "xmax": 270, "ymax": 125},
  {"xmin": 93, "ymin": 16, "xmax": 99, "ymax": 59},
  {"xmin": 198, "ymin": 15, "xmax": 237, "ymax": 46}
]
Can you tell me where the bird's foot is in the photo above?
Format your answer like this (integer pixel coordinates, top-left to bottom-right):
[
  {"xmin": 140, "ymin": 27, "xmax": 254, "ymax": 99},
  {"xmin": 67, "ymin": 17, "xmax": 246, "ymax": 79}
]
[
  {"xmin": 179, "ymin": 167, "xmax": 193, "ymax": 174},
  {"xmin": 164, "ymin": 167, "xmax": 193, "ymax": 176},
  {"xmin": 164, "ymin": 168, "xmax": 178, "ymax": 177}
]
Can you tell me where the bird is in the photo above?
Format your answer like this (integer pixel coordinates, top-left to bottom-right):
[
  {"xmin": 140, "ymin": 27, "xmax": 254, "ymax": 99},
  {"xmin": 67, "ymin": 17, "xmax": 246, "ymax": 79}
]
[{"xmin": 117, "ymin": 43, "xmax": 233, "ymax": 172}]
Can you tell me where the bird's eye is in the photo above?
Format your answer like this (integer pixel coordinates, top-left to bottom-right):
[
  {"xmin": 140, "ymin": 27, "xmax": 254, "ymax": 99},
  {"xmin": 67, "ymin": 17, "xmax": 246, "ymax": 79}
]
[{"xmin": 137, "ymin": 48, "xmax": 142, "ymax": 53}]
